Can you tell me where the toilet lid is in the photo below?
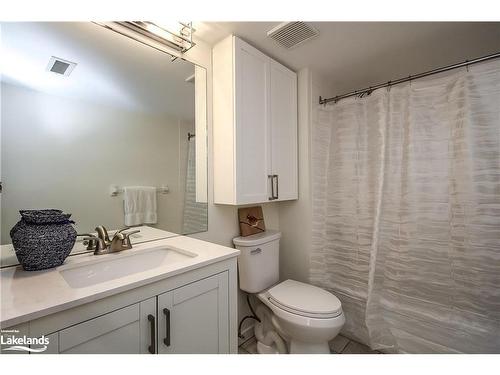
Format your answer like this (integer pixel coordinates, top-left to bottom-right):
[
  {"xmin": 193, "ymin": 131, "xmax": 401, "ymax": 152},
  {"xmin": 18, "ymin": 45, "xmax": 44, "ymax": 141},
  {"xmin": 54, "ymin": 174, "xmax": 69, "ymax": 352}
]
[{"xmin": 268, "ymin": 280, "xmax": 342, "ymax": 318}]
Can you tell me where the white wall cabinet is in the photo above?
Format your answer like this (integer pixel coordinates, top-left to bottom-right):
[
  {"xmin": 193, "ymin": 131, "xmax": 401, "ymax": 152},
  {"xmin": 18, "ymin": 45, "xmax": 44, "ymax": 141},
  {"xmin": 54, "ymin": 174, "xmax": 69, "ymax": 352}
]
[{"xmin": 213, "ymin": 35, "xmax": 298, "ymax": 205}]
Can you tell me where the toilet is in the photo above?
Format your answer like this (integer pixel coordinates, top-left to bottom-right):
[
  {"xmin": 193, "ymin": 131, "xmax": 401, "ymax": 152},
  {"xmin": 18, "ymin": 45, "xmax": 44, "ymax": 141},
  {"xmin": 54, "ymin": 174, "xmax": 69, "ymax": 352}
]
[{"xmin": 233, "ymin": 230, "xmax": 345, "ymax": 354}]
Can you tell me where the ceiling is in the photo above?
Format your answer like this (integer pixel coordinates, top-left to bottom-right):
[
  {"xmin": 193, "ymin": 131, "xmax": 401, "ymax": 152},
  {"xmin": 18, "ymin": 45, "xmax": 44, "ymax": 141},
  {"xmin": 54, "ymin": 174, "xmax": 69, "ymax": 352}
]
[
  {"xmin": 1, "ymin": 22, "xmax": 196, "ymax": 120},
  {"xmin": 196, "ymin": 22, "xmax": 500, "ymax": 97},
  {"xmin": 4, "ymin": 22, "xmax": 500, "ymax": 110}
]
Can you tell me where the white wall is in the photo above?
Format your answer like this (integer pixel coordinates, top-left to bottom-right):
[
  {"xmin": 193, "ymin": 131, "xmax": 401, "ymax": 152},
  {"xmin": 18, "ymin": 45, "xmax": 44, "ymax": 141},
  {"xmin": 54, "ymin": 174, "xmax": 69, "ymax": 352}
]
[
  {"xmin": 277, "ymin": 68, "xmax": 334, "ymax": 283},
  {"xmin": 0, "ymin": 82, "xmax": 195, "ymax": 243}
]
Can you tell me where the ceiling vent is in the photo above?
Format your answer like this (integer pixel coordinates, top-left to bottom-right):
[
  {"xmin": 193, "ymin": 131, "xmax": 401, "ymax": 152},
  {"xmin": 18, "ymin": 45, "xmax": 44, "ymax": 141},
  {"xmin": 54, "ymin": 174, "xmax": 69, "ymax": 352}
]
[
  {"xmin": 46, "ymin": 56, "xmax": 77, "ymax": 76},
  {"xmin": 267, "ymin": 22, "xmax": 319, "ymax": 49}
]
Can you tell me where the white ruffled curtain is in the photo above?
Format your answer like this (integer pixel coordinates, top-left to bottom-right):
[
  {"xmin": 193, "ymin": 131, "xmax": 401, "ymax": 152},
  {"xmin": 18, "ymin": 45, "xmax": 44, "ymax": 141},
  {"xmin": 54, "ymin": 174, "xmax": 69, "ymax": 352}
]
[
  {"xmin": 310, "ymin": 60, "xmax": 500, "ymax": 353},
  {"xmin": 182, "ymin": 138, "xmax": 208, "ymax": 234}
]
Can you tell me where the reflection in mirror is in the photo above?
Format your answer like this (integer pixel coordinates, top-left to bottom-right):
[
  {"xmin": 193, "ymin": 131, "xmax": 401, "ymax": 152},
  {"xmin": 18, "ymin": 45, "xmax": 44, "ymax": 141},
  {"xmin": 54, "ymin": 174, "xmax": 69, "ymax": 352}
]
[{"xmin": 0, "ymin": 22, "xmax": 208, "ymax": 267}]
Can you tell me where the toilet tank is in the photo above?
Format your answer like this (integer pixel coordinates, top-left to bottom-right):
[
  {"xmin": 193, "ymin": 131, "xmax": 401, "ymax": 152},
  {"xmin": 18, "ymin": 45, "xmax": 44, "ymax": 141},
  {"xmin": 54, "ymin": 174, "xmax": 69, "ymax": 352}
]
[{"xmin": 233, "ymin": 230, "xmax": 281, "ymax": 293}]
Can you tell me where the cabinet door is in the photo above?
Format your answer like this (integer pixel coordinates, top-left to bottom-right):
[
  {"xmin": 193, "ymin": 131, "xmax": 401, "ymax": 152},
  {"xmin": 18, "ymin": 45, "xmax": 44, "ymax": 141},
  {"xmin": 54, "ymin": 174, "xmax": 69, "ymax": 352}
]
[
  {"xmin": 270, "ymin": 59, "xmax": 298, "ymax": 201},
  {"xmin": 58, "ymin": 298, "xmax": 156, "ymax": 354},
  {"xmin": 157, "ymin": 272, "xmax": 229, "ymax": 354},
  {"xmin": 234, "ymin": 37, "xmax": 272, "ymax": 204}
]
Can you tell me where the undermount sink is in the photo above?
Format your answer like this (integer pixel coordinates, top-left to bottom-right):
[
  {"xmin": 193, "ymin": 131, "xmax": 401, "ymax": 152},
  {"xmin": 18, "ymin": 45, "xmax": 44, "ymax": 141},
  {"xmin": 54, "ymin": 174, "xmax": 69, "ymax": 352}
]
[{"xmin": 59, "ymin": 246, "xmax": 197, "ymax": 288}]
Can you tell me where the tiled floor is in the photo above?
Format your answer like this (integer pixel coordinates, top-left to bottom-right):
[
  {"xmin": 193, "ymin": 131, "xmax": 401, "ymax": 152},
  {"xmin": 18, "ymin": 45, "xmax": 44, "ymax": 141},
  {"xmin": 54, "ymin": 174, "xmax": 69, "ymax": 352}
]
[
  {"xmin": 330, "ymin": 335, "xmax": 381, "ymax": 354},
  {"xmin": 238, "ymin": 334, "xmax": 380, "ymax": 354}
]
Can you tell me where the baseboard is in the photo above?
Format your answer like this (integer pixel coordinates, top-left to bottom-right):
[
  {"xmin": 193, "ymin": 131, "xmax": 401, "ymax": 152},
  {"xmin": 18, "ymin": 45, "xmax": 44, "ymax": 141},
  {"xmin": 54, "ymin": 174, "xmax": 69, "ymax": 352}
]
[{"xmin": 238, "ymin": 323, "xmax": 255, "ymax": 346}]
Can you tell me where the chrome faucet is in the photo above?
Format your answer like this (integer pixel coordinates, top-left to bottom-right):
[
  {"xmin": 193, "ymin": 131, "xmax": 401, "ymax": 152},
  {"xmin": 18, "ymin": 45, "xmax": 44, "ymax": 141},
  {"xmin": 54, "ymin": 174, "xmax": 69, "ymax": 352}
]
[{"xmin": 82, "ymin": 226, "xmax": 140, "ymax": 255}]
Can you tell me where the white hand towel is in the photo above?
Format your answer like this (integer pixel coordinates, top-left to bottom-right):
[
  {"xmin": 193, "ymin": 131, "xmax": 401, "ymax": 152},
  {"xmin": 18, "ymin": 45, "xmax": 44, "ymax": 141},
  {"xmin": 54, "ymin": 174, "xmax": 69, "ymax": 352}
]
[{"xmin": 123, "ymin": 186, "xmax": 157, "ymax": 226}]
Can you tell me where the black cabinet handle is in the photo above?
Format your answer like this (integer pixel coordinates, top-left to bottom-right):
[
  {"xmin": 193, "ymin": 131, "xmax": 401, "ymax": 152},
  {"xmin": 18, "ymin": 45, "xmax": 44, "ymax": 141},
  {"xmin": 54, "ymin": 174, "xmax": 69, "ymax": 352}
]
[
  {"xmin": 163, "ymin": 308, "xmax": 171, "ymax": 346},
  {"xmin": 147, "ymin": 314, "xmax": 156, "ymax": 354}
]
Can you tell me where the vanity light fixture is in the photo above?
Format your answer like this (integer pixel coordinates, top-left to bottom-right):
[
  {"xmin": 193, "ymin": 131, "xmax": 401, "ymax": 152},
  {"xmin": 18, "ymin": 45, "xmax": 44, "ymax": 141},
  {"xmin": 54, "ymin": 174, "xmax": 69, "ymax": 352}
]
[{"xmin": 114, "ymin": 21, "xmax": 196, "ymax": 54}]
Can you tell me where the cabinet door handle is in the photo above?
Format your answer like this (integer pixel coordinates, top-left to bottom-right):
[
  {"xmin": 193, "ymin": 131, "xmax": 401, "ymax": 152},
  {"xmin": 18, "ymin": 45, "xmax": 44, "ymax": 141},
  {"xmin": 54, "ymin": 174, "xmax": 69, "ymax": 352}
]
[
  {"xmin": 163, "ymin": 308, "xmax": 171, "ymax": 347},
  {"xmin": 274, "ymin": 174, "xmax": 279, "ymax": 200},
  {"xmin": 268, "ymin": 175, "xmax": 276, "ymax": 201},
  {"xmin": 147, "ymin": 314, "xmax": 156, "ymax": 354}
]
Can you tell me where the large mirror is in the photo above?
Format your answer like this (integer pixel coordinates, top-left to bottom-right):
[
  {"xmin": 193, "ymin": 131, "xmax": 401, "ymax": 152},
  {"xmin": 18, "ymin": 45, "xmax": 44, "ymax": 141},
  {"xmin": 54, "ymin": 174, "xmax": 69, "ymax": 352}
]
[{"xmin": 0, "ymin": 22, "xmax": 208, "ymax": 266}]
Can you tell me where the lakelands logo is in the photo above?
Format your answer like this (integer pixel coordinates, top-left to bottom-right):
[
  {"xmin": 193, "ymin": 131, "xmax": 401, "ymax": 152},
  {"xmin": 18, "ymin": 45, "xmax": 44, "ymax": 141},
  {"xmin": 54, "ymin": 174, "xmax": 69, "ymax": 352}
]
[{"xmin": 1, "ymin": 329, "xmax": 49, "ymax": 353}]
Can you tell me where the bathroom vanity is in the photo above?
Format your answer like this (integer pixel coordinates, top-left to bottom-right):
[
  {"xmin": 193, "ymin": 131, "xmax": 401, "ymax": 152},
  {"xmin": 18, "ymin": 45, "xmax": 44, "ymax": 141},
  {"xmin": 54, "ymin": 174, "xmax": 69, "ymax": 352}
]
[{"xmin": 0, "ymin": 235, "xmax": 239, "ymax": 354}]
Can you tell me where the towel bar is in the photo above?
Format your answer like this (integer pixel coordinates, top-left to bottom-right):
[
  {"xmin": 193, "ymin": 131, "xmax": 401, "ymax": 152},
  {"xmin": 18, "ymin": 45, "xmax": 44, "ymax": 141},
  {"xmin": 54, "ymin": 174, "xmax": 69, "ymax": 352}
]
[{"xmin": 109, "ymin": 185, "xmax": 169, "ymax": 197}]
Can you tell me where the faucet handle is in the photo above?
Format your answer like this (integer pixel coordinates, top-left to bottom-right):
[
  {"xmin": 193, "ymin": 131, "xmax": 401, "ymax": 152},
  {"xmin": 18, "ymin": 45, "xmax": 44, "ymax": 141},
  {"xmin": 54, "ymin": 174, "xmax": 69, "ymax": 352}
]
[
  {"xmin": 123, "ymin": 229, "xmax": 140, "ymax": 238},
  {"xmin": 82, "ymin": 234, "xmax": 107, "ymax": 254},
  {"xmin": 120, "ymin": 229, "xmax": 141, "ymax": 248},
  {"xmin": 111, "ymin": 228, "xmax": 140, "ymax": 239},
  {"xmin": 77, "ymin": 233, "xmax": 95, "ymax": 250},
  {"xmin": 110, "ymin": 229, "xmax": 140, "ymax": 251},
  {"xmin": 115, "ymin": 227, "xmax": 132, "ymax": 235}
]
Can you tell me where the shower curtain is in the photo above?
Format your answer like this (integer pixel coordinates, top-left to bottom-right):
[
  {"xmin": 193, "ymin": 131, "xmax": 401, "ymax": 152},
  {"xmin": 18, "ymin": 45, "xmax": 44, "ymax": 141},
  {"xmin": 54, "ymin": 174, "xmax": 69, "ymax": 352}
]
[
  {"xmin": 310, "ymin": 59, "xmax": 500, "ymax": 353},
  {"xmin": 181, "ymin": 137, "xmax": 207, "ymax": 234}
]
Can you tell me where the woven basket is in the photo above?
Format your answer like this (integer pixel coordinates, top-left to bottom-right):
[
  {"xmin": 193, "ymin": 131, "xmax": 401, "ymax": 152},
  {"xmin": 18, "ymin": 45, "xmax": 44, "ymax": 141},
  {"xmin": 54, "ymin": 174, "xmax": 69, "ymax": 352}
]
[{"xmin": 10, "ymin": 210, "xmax": 77, "ymax": 271}]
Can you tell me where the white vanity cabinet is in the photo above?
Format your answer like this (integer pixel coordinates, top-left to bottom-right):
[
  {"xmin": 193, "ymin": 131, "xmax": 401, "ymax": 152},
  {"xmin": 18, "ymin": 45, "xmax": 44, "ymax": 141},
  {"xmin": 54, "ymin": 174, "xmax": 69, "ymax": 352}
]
[
  {"xmin": 53, "ymin": 273, "xmax": 230, "ymax": 354},
  {"xmin": 213, "ymin": 35, "xmax": 298, "ymax": 205},
  {"xmin": 6, "ymin": 257, "xmax": 237, "ymax": 355}
]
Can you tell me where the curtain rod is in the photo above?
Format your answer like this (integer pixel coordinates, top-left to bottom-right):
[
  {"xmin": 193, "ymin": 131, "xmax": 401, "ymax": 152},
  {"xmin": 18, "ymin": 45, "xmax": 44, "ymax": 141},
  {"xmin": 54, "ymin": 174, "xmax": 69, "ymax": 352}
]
[{"xmin": 319, "ymin": 51, "xmax": 500, "ymax": 105}]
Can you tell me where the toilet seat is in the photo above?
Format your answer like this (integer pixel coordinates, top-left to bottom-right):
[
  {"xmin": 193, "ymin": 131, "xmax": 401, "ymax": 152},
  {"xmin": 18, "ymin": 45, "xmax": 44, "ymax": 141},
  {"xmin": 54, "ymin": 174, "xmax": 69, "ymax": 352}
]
[
  {"xmin": 268, "ymin": 298, "xmax": 341, "ymax": 319},
  {"xmin": 266, "ymin": 279, "xmax": 342, "ymax": 319}
]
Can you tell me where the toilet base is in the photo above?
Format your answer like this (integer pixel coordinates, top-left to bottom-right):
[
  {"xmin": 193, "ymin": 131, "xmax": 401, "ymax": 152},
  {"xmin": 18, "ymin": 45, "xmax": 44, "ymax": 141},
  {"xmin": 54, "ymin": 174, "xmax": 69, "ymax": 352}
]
[
  {"xmin": 254, "ymin": 303, "xmax": 288, "ymax": 353},
  {"xmin": 289, "ymin": 340, "xmax": 330, "ymax": 354},
  {"xmin": 256, "ymin": 341, "xmax": 280, "ymax": 354}
]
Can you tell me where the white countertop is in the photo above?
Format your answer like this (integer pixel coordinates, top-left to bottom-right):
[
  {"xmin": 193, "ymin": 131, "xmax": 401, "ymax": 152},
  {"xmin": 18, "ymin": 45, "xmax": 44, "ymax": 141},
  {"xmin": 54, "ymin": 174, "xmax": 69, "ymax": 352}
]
[
  {"xmin": 0, "ymin": 235, "xmax": 239, "ymax": 328},
  {"xmin": 1, "ymin": 225, "xmax": 179, "ymax": 268}
]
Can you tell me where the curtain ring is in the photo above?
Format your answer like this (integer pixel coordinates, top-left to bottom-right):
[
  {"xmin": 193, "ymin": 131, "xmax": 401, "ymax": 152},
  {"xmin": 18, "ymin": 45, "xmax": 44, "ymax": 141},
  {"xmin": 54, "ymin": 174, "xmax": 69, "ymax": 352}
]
[
  {"xmin": 387, "ymin": 81, "xmax": 392, "ymax": 92},
  {"xmin": 465, "ymin": 60, "xmax": 470, "ymax": 72}
]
